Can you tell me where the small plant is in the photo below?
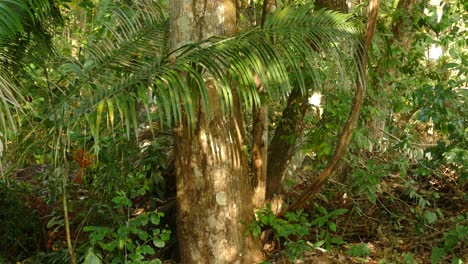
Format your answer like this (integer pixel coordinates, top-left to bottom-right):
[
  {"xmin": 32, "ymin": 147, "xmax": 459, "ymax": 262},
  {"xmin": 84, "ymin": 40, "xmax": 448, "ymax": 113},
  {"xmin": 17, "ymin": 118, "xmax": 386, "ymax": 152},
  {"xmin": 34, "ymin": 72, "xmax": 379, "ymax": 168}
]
[
  {"xmin": 430, "ymin": 213, "xmax": 467, "ymax": 264},
  {"xmin": 83, "ymin": 193, "xmax": 170, "ymax": 264},
  {"xmin": 404, "ymin": 180, "xmax": 444, "ymax": 233},
  {"xmin": 403, "ymin": 253, "xmax": 417, "ymax": 264},
  {"xmin": 346, "ymin": 243, "xmax": 371, "ymax": 257},
  {"xmin": 351, "ymin": 158, "xmax": 387, "ymax": 203},
  {"xmin": 247, "ymin": 205, "xmax": 312, "ymax": 261},
  {"xmin": 310, "ymin": 205, "xmax": 348, "ymax": 251}
]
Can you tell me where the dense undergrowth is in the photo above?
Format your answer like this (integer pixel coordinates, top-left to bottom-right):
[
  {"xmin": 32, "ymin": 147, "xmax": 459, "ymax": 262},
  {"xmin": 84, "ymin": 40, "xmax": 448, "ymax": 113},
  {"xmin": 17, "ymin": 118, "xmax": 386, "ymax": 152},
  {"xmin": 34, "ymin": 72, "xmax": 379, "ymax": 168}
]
[
  {"xmin": 1, "ymin": 73, "xmax": 466, "ymax": 263},
  {"xmin": 1, "ymin": 131, "xmax": 466, "ymax": 264}
]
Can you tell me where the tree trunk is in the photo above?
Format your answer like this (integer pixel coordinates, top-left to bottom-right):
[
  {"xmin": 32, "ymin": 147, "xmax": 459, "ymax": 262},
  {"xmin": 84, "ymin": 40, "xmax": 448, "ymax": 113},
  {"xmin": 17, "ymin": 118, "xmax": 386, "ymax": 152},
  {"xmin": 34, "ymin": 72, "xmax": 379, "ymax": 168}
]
[
  {"xmin": 315, "ymin": 0, "xmax": 348, "ymax": 13},
  {"xmin": 169, "ymin": 1, "xmax": 263, "ymax": 263},
  {"xmin": 266, "ymin": 87, "xmax": 308, "ymax": 201},
  {"xmin": 266, "ymin": 0, "xmax": 349, "ymax": 202},
  {"xmin": 369, "ymin": 0, "xmax": 421, "ymax": 142},
  {"xmin": 250, "ymin": 0, "xmax": 276, "ymax": 210},
  {"xmin": 251, "ymin": 96, "xmax": 268, "ymax": 209}
]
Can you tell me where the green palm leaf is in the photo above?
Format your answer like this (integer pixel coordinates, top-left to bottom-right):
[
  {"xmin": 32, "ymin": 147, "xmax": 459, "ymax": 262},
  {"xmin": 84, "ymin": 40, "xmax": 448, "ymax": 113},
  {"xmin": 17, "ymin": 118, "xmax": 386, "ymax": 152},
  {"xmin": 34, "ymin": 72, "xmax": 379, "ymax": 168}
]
[
  {"xmin": 0, "ymin": 0, "xmax": 61, "ymax": 158},
  {"xmin": 44, "ymin": 2, "xmax": 361, "ymax": 151}
]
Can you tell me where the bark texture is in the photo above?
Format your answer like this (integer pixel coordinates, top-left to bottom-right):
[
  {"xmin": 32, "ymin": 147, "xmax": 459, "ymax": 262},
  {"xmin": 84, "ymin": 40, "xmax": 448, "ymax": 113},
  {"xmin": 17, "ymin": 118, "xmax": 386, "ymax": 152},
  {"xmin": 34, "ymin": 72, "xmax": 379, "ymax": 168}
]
[
  {"xmin": 169, "ymin": 1, "xmax": 263, "ymax": 263},
  {"xmin": 315, "ymin": 0, "xmax": 348, "ymax": 13},
  {"xmin": 266, "ymin": 87, "xmax": 308, "ymax": 200},
  {"xmin": 251, "ymin": 97, "xmax": 268, "ymax": 209}
]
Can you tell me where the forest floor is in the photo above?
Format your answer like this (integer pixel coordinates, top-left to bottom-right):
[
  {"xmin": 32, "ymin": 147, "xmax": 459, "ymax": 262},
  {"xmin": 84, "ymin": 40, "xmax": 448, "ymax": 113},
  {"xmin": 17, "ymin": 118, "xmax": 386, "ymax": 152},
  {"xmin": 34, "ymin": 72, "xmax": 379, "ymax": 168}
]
[
  {"xmin": 3, "ymin": 158, "xmax": 466, "ymax": 264},
  {"xmin": 266, "ymin": 165, "xmax": 467, "ymax": 264}
]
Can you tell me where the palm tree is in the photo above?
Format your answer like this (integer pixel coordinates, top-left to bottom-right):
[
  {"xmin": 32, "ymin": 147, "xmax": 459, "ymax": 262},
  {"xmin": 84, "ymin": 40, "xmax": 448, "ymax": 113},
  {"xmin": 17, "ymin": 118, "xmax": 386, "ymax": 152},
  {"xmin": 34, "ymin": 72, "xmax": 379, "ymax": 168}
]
[
  {"xmin": 2, "ymin": 0, "xmax": 364, "ymax": 262},
  {"xmin": 0, "ymin": 0, "xmax": 61, "ymax": 159}
]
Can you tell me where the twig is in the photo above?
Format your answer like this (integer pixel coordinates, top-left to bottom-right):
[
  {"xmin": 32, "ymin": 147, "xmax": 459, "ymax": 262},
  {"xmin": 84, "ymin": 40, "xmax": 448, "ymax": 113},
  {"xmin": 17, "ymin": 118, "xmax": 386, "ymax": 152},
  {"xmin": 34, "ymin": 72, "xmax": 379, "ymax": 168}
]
[
  {"xmin": 74, "ymin": 207, "xmax": 93, "ymax": 250},
  {"xmin": 62, "ymin": 166, "xmax": 76, "ymax": 264},
  {"xmin": 378, "ymin": 127, "xmax": 437, "ymax": 148}
]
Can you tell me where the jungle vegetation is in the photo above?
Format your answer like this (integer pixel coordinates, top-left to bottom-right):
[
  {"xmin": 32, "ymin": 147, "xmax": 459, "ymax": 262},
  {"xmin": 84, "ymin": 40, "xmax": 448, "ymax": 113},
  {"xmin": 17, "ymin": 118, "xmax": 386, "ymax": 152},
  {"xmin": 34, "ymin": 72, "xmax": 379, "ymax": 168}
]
[{"xmin": 0, "ymin": 0, "xmax": 466, "ymax": 263}]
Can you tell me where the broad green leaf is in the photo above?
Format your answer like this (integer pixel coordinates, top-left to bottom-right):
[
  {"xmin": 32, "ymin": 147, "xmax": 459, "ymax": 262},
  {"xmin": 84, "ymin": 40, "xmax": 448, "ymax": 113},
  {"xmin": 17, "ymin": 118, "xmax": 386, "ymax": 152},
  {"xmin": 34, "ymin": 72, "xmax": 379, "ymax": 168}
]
[
  {"xmin": 329, "ymin": 209, "xmax": 349, "ymax": 218},
  {"xmin": 151, "ymin": 214, "xmax": 161, "ymax": 225},
  {"xmin": 424, "ymin": 210, "xmax": 438, "ymax": 224},
  {"xmin": 138, "ymin": 245, "xmax": 155, "ymax": 255},
  {"xmin": 153, "ymin": 238, "xmax": 165, "ymax": 248},
  {"xmin": 84, "ymin": 248, "xmax": 102, "ymax": 264},
  {"xmin": 431, "ymin": 247, "xmax": 445, "ymax": 264},
  {"xmin": 330, "ymin": 236, "xmax": 345, "ymax": 245}
]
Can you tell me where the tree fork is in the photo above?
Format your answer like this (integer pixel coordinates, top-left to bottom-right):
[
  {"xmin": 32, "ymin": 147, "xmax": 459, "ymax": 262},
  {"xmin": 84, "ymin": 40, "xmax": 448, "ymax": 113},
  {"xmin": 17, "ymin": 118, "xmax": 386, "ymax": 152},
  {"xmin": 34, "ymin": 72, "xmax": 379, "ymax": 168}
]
[{"xmin": 285, "ymin": 0, "xmax": 379, "ymax": 213}]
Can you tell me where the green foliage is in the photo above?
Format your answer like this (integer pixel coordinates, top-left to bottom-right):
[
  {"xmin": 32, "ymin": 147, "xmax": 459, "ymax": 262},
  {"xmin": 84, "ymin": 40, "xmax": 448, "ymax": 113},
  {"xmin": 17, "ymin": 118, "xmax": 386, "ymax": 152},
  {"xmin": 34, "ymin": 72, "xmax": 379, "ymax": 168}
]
[
  {"xmin": 1, "ymin": 0, "xmax": 362, "ymax": 173},
  {"xmin": 351, "ymin": 159, "xmax": 387, "ymax": 203},
  {"xmin": 247, "ymin": 205, "xmax": 313, "ymax": 261},
  {"xmin": 0, "ymin": 182, "xmax": 45, "ymax": 262},
  {"xmin": 403, "ymin": 253, "xmax": 418, "ymax": 264},
  {"xmin": 247, "ymin": 204, "xmax": 349, "ymax": 261},
  {"xmin": 310, "ymin": 205, "xmax": 348, "ymax": 251},
  {"xmin": 83, "ymin": 193, "xmax": 170, "ymax": 264},
  {"xmin": 84, "ymin": 248, "xmax": 101, "ymax": 264},
  {"xmin": 403, "ymin": 180, "xmax": 446, "ymax": 233},
  {"xmin": 0, "ymin": 0, "xmax": 62, "ymax": 155},
  {"xmin": 346, "ymin": 243, "xmax": 371, "ymax": 257},
  {"xmin": 431, "ymin": 213, "xmax": 467, "ymax": 264},
  {"xmin": 411, "ymin": 81, "xmax": 468, "ymax": 181},
  {"xmin": 0, "ymin": 0, "xmax": 466, "ymax": 263}
]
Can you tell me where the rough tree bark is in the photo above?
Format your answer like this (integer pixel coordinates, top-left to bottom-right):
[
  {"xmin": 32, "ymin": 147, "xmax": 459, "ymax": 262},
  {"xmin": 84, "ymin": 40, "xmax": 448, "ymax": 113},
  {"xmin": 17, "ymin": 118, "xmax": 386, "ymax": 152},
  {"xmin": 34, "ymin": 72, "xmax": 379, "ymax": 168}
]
[
  {"xmin": 315, "ymin": 0, "xmax": 348, "ymax": 13},
  {"xmin": 169, "ymin": 1, "xmax": 263, "ymax": 263},
  {"xmin": 251, "ymin": 90, "xmax": 269, "ymax": 209},
  {"xmin": 266, "ymin": 87, "xmax": 308, "ymax": 201}
]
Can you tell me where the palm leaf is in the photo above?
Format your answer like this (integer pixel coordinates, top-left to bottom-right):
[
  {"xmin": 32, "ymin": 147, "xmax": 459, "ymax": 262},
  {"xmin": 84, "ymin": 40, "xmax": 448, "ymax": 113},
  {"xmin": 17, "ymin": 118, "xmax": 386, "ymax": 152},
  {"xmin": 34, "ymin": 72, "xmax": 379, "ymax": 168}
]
[
  {"xmin": 0, "ymin": 74, "xmax": 22, "ymax": 157},
  {"xmin": 46, "ymin": 2, "xmax": 361, "ymax": 152}
]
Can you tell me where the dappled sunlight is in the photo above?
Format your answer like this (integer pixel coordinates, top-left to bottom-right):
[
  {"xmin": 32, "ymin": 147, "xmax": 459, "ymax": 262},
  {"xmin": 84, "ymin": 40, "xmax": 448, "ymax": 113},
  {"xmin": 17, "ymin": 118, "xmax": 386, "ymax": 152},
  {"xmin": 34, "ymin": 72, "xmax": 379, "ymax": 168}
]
[
  {"xmin": 308, "ymin": 91, "xmax": 323, "ymax": 118},
  {"xmin": 2, "ymin": 0, "xmax": 466, "ymax": 263}
]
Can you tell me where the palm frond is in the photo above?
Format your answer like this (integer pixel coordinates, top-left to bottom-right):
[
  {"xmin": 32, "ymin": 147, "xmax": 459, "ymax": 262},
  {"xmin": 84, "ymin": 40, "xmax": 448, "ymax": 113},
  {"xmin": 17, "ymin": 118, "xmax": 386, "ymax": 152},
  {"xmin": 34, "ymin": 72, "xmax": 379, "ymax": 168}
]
[
  {"xmin": 48, "ymin": 2, "xmax": 361, "ymax": 150},
  {"xmin": 0, "ymin": 73, "xmax": 22, "ymax": 157},
  {"xmin": 0, "ymin": 0, "xmax": 61, "ymax": 66},
  {"xmin": 164, "ymin": 4, "xmax": 360, "ymax": 120}
]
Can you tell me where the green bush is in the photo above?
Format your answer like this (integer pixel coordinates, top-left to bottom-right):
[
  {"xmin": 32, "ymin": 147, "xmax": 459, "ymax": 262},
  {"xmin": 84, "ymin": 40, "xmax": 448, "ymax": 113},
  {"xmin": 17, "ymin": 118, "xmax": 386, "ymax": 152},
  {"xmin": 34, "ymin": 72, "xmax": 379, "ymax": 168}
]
[
  {"xmin": 247, "ymin": 205, "xmax": 312, "ymax": 261},
  {"xmin": 83, "ymin": 193, "xmax": 170, "ymax": 264},
  {"xmin": 431, "ymin": 213, "xmax": 467, "ymax": 264},
  {"xmin": 346, "ymin": 243, "xmax": 371, "ymax": 257}
]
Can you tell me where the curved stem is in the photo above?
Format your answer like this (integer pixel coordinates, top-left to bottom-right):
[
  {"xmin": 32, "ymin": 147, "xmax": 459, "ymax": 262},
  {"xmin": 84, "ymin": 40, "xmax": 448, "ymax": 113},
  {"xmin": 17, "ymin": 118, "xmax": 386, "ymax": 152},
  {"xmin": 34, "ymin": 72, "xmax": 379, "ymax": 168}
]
[
  {"xmin": 62, "ymin": 166, "xmax": 76, "ymax": 264},
  {"xmin": 285, "ymin": 0, "xmax": 379, "ymax": 213}
]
